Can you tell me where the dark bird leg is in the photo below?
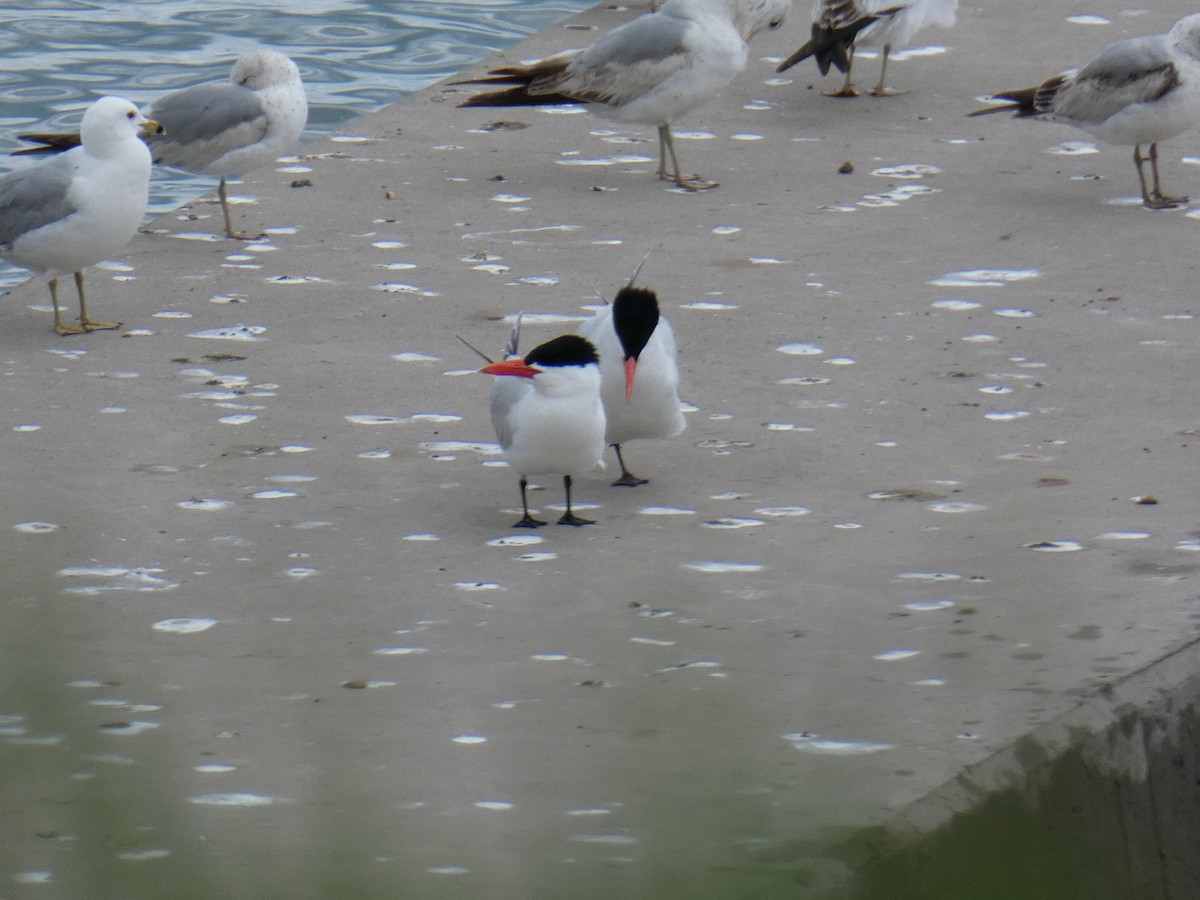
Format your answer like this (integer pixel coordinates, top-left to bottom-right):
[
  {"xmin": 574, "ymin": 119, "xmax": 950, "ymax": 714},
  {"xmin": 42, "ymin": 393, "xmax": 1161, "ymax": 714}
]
[
  {"xmin": 610, "ymin": 444, "xmax": 648, "ymax": 487},
  {"xmin": 512, "ymin": 476, "xmax": 547, "ymax": 528},
  {"xmin": 868, "ymin": 44, "xmax": 906, "ymax": 96},
  {"xmin": 658, "ymin": 124, "xmax": 716, "ymax": 192},
  {"xmin": 1147, "ymin": 143, "xmax": 1187, "ymax": 208},
  {"xmin": 556, "ymin": 475, "xmax": 595, "ymax": 526}
]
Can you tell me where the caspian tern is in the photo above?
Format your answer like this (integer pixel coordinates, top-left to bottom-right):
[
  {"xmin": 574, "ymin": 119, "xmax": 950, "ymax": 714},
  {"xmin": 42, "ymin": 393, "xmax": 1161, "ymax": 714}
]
[
  {"xmin": 16, "ymin": 49, "xmax": 307, "ymax": 239},
  {"xmin": 480, "ymin": 333, "xmax": 606, "ymax": 528},
  {"xmin": 453, "ymin": 0, "xmax": 791, "ymax": 190},
  {"xmin": 579, "ymin": 284, "xmax": 686, "ymax": 486},
  {"xmin": 0, "ymin": 97, "xmax": 162, "ymax": 334},
  {"xmin": 968, "ymin": 14, "xmax": 1200, "ymax": 210},
  {"xmin": 777, "ymin": 1, "xmax": 957, "ymax": 97}
]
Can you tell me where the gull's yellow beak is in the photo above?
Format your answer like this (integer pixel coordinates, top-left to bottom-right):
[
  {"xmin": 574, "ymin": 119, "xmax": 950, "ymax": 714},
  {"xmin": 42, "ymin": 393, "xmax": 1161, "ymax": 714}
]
[{"xmin": 140, "ymin": 118, "xmax": 165, "ymax": 139}]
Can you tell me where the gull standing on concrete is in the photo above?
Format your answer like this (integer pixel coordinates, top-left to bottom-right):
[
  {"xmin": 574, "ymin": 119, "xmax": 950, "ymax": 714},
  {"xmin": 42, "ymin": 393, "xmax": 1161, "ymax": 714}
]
[
  {"xmin": 777, "ymin": 1, "xmax": 957, "ymax": 97},
  {"xmin": 481, "ymin": 334, "xmax": 606, "ymax": 527},
  {"xmin": 579, "ymin": 281, "xmax": 685, "ymax": 487},
  {"xmin": 18, "ymin": 49, "xmax": 307, "ymax": 239},
  {"xmin": 0, "ymin": 97, "xmax": 161, "ymax": 335},
  {"xmin": 454, "ymin": 0, "xmax": 791, "ymax": 190},
  {"xmin": 969, "ymin": 14, "xmax": 1200, "ymax": 210}
]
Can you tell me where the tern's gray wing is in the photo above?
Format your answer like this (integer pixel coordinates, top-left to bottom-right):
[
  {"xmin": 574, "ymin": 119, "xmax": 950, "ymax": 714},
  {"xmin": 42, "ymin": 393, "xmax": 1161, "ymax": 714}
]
[
  {"xmin": 1055, "ymin": 35, "xmax": 1180, "ymax": 124},
  {"xmin": 535, "ymin": 13, "xmax": 692, "ymax": 106},
  {"xmin": 489, "ymin": 378, "xmax": 532, "ymax": 451},
  {"xmin": 0, "ymin": 154, "xmax": 77, "ymax": 246},
  {"xmin": 146, "ymin": 82, "xmax": 268, "ymax": 170}
]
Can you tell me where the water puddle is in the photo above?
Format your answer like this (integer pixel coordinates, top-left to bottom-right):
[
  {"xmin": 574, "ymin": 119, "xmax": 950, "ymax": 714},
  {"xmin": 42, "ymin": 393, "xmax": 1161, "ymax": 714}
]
[{"xmin": 929, "ymin": 269, "xmax": 1040, "ymax": 287}]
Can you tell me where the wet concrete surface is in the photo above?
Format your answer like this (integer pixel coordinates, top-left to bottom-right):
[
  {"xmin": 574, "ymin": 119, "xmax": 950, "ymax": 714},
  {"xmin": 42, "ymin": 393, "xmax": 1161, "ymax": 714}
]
[{"xmin": 3, "ymin": 2, "xmax": 1200, "ymax": 897}]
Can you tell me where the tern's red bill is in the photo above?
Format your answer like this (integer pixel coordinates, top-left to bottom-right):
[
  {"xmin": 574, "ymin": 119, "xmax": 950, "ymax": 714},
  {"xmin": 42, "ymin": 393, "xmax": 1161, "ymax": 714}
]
[{"xmin": 481, "ymin": 358, "xmax": 539, "ymax": 379}]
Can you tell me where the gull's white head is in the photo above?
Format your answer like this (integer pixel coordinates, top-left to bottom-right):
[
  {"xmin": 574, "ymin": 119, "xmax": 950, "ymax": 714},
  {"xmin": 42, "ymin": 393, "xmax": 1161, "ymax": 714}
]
[
  {"xmin": 727, "ymin": 0, "xmax": 791, "ymax": 42},
  {"xmin": 230, "ymin": 48, "xmax": 303, "ymax": 91},
  {"xmin": 79, "ymin": 96, "xmax": 162, "ymax": 156},
  {"xmin": 1170, "ymin": 13, "xmax": 1200, "ymax": 60}
]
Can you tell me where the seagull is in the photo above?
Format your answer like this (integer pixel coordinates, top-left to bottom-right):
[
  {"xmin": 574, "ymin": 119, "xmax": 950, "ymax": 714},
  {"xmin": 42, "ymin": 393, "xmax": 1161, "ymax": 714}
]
[
  {"xmin": 0, "ymin": 97, "xmax": 162, "ymax": 335},
  {"xmin": 578, "ymin": 281, "xmax": 685, "ymax": 487},
  {"xmin": 777, "ymin": 1, "xmax": 957, "ymax": 97},
  {"xmin": 453, "ymin": 0, "xmax": 791, "ymax": 191},
  {"xmin": 968, "ymin": 14, "xmax": 1200, "ymax": 210},
  {"xmin": 17, "ymin": 48, "xmax": 307, "ymax": 239},
  {"xmin": 480, "ymin": 333, "xmax": 606, "ymax": 528}
]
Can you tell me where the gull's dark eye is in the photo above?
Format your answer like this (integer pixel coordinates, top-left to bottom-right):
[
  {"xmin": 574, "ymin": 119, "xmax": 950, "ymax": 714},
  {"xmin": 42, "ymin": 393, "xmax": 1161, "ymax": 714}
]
[
  {"xmin": 769, "ymin": 18, "xmax": 783, "ymax": 29},
  {"xmin": 126, "ymin": 110, "xmax": 137, "ymax": 119}
]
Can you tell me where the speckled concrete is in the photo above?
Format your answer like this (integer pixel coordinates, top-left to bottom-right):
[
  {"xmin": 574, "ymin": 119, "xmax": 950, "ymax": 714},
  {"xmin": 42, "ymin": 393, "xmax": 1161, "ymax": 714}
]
[{"xmin": 3, "ymin": 2, "xmax": 1200, "ymax": 898}]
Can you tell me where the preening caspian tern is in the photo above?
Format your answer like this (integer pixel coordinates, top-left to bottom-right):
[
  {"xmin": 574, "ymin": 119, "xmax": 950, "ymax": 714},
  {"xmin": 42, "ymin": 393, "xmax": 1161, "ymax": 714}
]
[
  {"xmin": 481, "ymin": 333, "xmax": 606, "ymax": 528},
  {"xmin": 579, "ymin": 284, "xmax": 686, "ymax": 486},
  {"xmin": 17, "ymin": 49, "xmax": 307, "ymax": 239},
  {"xmin": 454, "ymin": 0, "xmax": 791, "ymax": 190},
  {"xmin": 968, "ymin": 14, "xmax": 1200, "ymax": 210},
  {"xmin": 0, "ymin": 97, "xmax": 161, "ymax": 334},
  {"xmin": 777, "ymin": 1, "xmax": 957, "ymax": 97}
]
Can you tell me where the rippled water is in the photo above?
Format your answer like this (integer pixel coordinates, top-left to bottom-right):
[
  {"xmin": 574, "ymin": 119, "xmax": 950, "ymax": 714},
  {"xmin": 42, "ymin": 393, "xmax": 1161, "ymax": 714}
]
[{"xmin": 0, "ymin": 0, "xmax": 592, "ymax": 282}]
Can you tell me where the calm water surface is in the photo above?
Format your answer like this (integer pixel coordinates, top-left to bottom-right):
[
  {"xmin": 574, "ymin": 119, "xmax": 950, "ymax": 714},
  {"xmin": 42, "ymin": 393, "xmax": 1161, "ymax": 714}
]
[{"xmin": 0, "ymin": 0, "xmax": 593, "ymax": 283}]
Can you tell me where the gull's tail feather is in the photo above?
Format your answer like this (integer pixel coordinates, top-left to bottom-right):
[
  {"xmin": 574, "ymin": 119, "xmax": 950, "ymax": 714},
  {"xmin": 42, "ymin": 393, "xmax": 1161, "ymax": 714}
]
[
  {"xmin": 456, "ymin": 84, "xmax": 578, "ymax": 109},
  {"xmin": 776, "ymin": 6, "xmax": 905, "ymax": 75},
  {"xmin": 968, "ymin": 73, "xmax": 1069, "ymax": 118},
  {"xmin": 966, "ymin": 87, "xmax": 1040, "ymax": 118},
  {"xmin": 452, "ymin": 53, "xmax": 581, "ymax": 107},
  {"xmin": 11, "ymin": 131, "xmax": 81, "ymax": 156}
]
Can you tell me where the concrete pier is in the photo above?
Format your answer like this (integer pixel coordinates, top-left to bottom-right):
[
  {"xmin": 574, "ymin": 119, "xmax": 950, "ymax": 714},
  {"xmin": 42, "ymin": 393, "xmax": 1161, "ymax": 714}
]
[{"xmin": 3, "ymin": 2, "xmax": 1200, "ymax": 897}]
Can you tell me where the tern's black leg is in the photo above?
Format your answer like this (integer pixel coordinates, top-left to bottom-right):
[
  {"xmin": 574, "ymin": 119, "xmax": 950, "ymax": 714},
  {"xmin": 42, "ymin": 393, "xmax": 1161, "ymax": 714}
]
[
  {"xmin": 556, "ymin": 475, "xmax": 595, "ymax": 526},
  {"xmin": 512, "ymin": 477, "xmax": 546, "ymax": 528},
  {"xmin": 610, "ymin": 443, "xmax": 648, "ymax": 487}
]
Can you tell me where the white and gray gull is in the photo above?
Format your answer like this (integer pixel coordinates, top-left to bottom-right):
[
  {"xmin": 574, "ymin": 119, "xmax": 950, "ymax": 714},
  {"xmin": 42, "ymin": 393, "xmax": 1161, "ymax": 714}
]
[
  {"xmin": 454, "ymin": 0, "xmax": 791, "ymax": 191},
  {"xmin": 17, "ymin": 49, "xmax": 307, "ymax": 239},
  {"xmin": 0, "ymin": 97, "xmax": 162, "ymax": 335},
  {"xmin": 968, "ymin": 14, "xmax": 1200, "ymax": 210}
]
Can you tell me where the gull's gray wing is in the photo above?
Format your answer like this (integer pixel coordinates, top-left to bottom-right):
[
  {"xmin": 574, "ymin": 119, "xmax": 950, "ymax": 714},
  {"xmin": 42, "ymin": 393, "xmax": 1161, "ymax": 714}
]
[
  {"xmin": 0, "ymin": 154, "xmax": 77, "ymax": 247},
  {"xmin": 534, "ymin": 12, "xmax": 693, "ymax": 106},
  {"xmin": 1054, "ymin": 35, "xmax": 1180, "ymax": 124},
  {"xmin": 146, "ymin": 82, "xmax": 269, "ymax": 170}
]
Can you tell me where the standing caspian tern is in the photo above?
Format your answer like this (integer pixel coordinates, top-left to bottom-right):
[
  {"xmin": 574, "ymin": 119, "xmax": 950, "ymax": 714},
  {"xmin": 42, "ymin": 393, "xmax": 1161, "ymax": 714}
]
[
  {"xmin": 968, "ymin": 14, "xmax": 1200, "ymax": 210},
  {"xmin": 480, "ymin": 333, "xmax": 606, "ymax": 528},
  {"xmin": 777, "ymin": 1, "xmax": 957, "ymax": 97},
  {"xmin": 453, "ymin": 0, "xmax": 791, "ymax": 190},
  {"xmin": 579, "ymin": 283, "xmax": 686, "ymax": 486}
]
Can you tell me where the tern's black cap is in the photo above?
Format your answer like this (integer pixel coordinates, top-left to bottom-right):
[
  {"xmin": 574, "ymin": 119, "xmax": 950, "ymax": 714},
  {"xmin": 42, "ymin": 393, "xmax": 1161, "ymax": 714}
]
[
  {"xmin": 525, "ymin": 334, "xmax": 599, "ymax": 368},
  {"xmin": 612, "ymin": 286, "xmax": 660, "ymax": 361}
]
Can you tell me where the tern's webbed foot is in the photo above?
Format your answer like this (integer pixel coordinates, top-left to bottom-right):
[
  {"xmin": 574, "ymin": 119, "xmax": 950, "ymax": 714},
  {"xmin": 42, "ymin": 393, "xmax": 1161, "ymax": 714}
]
[
  {"xmin": 825, "ymin": 86, "xmax": 861, "ymax": 98},
  {"xmin": 556, "ymin": 511, "xmax": 595, "ymax": 527},
  {"xmin": 512, "ymin": 514, "xmax": 547, "ymax": 528},
  {"xmin": 1146, "ymin": 192, "xmax": 1187, "ymax": 209},
  {"xmin": 611, "ymin": 472, "xmax": 648, "ymax": 487}
]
